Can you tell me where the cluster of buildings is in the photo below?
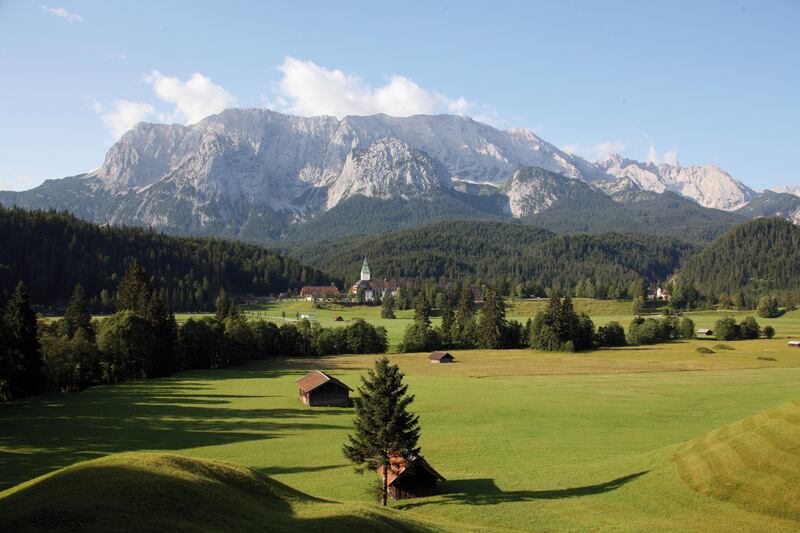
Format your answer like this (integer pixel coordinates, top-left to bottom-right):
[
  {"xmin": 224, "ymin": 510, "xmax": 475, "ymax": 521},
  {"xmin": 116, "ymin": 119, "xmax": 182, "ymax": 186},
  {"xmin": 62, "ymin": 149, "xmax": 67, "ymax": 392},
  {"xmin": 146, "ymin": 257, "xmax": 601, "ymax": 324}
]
[{"xmin": 299, "ymin": 257, "xmax": 402, "ymax": 303}]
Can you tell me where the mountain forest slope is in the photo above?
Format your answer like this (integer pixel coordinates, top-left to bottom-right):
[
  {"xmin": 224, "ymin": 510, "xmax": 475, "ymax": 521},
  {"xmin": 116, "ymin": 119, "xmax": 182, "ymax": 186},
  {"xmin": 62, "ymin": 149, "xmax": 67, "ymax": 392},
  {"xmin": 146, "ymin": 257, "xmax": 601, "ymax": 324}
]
[
  {"xmin": 0, "ymin": 206, "xmax": 331, "ymax": 309},
  {"xmin": 290, "ymin": 220, "xmax": 698, "ymax": 291},
  {"xmin": 678, "ymin": 217, "xmax": 800, "ymax": 296}
]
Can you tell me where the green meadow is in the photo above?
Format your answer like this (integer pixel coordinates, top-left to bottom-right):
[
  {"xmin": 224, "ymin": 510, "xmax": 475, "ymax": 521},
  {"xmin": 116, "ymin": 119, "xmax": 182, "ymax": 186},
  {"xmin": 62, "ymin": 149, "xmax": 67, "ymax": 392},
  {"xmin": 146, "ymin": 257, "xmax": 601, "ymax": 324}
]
[
  {"xmin": 3, "ymin": 308, "xmax": 800, "ymax": 531},
  {"xmin": 184, "ymin": 298, "xmax": 800, "ymax": 349}
]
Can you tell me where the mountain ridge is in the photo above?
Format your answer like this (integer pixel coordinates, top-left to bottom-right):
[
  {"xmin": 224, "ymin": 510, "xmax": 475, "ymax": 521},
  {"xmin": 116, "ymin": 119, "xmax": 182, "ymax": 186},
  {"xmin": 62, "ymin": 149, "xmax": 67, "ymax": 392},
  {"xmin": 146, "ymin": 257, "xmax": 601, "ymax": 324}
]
[{"xmin": 0, "ymin": 108, "xmax": 794, "ymax": 244}]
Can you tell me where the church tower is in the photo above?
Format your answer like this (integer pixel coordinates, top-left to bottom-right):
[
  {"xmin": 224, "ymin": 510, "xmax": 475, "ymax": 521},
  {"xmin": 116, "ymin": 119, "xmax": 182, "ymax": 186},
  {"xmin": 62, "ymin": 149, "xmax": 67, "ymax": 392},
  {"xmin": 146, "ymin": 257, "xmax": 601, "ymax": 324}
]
[{"xmin": 360, "ymin": 257, "xmax": 371, "ymax": 282}]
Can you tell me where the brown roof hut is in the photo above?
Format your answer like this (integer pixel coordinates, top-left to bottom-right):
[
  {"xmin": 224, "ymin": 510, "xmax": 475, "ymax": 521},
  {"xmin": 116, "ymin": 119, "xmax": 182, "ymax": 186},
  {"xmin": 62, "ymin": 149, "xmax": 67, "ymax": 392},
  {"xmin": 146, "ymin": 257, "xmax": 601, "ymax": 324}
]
[
  {"xmin": 429, "ymin": 351, "xmax": 455, "ymax": 363},
  {"xmin": 378, "ymin": 455, "xmax": 445, "ymax": 500},
  {"xmin": 297, "ymin": 370, "xmax": 352, "ymax": 407},
  {"xmin": 697, "ymin": 328, "xmax": 714, "ymax": 337}
]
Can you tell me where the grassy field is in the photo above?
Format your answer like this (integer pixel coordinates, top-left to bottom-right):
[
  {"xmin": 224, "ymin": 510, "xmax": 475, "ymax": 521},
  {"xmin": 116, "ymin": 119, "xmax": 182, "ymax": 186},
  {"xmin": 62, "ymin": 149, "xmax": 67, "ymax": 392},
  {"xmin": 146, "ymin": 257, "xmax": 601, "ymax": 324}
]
[
  {"xmin": 186, "ymin": 299, "xmax": 800, "ymax": 349},
  {"xmin": 3, "ymin": 325, "xmax": 800, "ymax": 531},
  {"xmin": 66, "ymin": 298, "xmax": 800, "ymax": 349}
]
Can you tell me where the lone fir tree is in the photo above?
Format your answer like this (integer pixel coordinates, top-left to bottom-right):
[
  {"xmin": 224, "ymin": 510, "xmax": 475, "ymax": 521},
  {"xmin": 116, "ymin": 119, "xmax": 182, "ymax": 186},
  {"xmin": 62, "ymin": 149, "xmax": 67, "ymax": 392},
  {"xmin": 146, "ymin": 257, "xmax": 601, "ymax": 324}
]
[{"xmin": 343, "ymin": 357, "xmax": 421, "ymax": 506}]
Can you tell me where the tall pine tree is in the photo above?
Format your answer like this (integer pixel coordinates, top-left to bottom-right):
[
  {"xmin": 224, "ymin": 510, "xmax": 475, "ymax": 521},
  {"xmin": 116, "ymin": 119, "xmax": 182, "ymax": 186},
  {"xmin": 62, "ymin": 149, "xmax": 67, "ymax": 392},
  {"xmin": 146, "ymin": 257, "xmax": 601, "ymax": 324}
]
[
  {"xmin": 2, "ymin": 282, "xmax": 43, "ymax": 398},
  {"xmin": 116, "ymin": 259, "xmax": 152, "ymax": 315},
  {"xmin": 343, "ymin": 357, "xmax": 421, "ymax": 506},
  {"xmin": 478, "ymin": 285, "xmax": 507, "ymax": 348},
  {"xmin": 146, "ymin": 290, "xmax": 178, "ymax": 377},
  {"xmin": 62, "ymin": 284, "xmax": 94, "ymax": 340}
]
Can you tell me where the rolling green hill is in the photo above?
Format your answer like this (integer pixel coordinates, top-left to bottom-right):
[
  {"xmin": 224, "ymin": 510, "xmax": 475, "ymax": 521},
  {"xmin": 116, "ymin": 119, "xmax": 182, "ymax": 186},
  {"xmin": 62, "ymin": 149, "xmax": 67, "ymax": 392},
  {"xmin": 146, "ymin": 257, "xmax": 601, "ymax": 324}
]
[
  {"xmin": 674, "ymin": 399, "xmax": 800, "ymax": 523},
  {"xmin": 0, "ymin": 453, "xmax": 433, "ymax": 533}
]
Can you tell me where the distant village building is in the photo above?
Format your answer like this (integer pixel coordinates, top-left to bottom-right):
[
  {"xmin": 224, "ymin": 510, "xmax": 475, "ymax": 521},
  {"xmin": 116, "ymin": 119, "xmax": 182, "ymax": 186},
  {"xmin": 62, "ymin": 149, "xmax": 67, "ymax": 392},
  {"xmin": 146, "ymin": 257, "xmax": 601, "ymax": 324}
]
[
  {"xmin": 300, "ymin": 285, "xmax": 341, "ymax": 301},
  {"xmin": 697, "ymin": 328, "xmax": 714, "ymax": 337},
  {"xmin": 378, "ymin": 455, "xmax": 446, "ymax": 500},
  {"xmin": 429, "ymin": 352, "xmax": 455, "ymax": 364},
  {"xmin": 349, "ymin": 258, "xmax": 401, "ymax": 303},
  {"xmin": 297, "ymin": 371, "xmax": 352, "ymax": 407},
  {"xmin": 647, "ymin": 287, "xmax": 671, "ymax": 301}
]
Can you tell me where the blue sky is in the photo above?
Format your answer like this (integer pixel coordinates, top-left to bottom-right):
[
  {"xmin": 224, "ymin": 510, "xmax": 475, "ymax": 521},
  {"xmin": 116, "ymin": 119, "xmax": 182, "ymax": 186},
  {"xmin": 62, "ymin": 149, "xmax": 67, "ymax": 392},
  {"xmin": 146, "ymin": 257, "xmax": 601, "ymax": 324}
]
[{"xmin": 1, "ymin": 0, "xmax": 798, "ymax": 191}]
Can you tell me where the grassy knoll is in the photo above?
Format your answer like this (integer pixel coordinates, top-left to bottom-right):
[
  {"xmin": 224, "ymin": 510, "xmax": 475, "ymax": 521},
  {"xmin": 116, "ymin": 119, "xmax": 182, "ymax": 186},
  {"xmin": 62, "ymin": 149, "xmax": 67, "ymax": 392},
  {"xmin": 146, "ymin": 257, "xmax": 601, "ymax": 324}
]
[
  {"xmin": 0, "ymin": 452, "xmax": 436, "ymax": 532},
  {"xmin": 674, "ymin": 399, "xmax": 800, "ymax": 523},
  {"xmin": 3, "ymin": 335, "xmax": 800, "ymax": 531}
]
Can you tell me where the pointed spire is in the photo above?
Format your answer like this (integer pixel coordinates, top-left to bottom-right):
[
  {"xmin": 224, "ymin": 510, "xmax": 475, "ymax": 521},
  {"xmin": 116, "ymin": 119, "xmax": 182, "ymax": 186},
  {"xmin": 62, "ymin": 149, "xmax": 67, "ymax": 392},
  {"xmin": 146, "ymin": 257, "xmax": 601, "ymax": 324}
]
[{"xmin": 361, "ymin": 257, "xmax": 370, "ymax": 281}]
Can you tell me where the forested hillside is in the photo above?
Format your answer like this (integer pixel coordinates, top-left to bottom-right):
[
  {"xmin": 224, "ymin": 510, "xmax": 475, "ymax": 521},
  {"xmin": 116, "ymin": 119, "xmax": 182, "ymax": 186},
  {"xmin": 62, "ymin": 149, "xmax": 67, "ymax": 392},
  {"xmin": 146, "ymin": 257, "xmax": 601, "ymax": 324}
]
[
  {"xmin": 0, "ymin": 206, "xmax": 332, "ymax": 310},
  {"xmin": 679, "ymin": 217, "xmax": 800, "ymax": 298},
  {"xmin": 291, "ymin": 220, "xmax": 698, "ymax": 295},
  {"xmin": 526, "ymin": 191, "xmax": 744, "ymax": 243}
]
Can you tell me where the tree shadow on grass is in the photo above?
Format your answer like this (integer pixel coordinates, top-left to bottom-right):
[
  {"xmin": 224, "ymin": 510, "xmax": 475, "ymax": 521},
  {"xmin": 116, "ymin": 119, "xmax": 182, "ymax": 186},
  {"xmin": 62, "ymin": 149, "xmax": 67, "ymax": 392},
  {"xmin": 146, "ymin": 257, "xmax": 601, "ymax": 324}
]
[
  {"xmin": 0, "ymin": 376, "xmax": 353, "ymax": 490},
  {"xmin": 396, "ymin": 471, "xmax": 648, "ymax": 509}
]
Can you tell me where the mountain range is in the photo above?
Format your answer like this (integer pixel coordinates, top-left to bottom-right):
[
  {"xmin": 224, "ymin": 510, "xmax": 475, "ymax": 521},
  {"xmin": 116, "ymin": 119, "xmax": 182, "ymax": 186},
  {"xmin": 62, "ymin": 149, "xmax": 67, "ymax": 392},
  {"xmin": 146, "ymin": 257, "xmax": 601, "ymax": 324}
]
[{"xmin": 1, "ymin": 108, "xmax": 797, "ymax": 244}]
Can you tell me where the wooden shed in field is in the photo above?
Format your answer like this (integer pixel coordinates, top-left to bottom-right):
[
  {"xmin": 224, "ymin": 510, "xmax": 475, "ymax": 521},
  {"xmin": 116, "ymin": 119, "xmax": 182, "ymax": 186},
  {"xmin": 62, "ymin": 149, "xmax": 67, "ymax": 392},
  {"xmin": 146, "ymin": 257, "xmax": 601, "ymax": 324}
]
[
  {"xmin": 697, "ymin": 328, "xmax": 714, "ymax": 338},
  {"xmin": 429, "ymin": 351, "xmax": 455, "ymax": 363},
  {"xmin": 297, "ymin": 370, "xmax": 352, "ymax": 407},
  {"xmin": 789, "ymin": 341, "xmax": 800, "ymax": 348},
  {"xmin": 378, "ymin": 455, "xmax": 445, "ymax": 500}
]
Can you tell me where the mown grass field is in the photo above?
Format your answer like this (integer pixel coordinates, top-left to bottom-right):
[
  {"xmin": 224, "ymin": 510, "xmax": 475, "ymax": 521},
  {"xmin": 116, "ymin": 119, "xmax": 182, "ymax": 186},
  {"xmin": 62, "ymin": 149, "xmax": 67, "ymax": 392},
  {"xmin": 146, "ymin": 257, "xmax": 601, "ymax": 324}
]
[{"xmin": 3, "ymin": 313, "xmax": 800, "ymax": 531}]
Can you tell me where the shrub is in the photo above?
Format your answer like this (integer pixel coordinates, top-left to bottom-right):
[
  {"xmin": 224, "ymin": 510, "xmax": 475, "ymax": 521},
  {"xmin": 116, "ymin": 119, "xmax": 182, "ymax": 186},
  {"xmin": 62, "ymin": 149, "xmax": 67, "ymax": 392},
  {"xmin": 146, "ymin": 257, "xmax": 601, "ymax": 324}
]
[
  {"xmin": 596, "ymin": 321, "xmax": 626, "ymax": 347},
  {"xmin": 400, "ymin": 322, "xmax": 441, "ymax": 353},
  {"xmin": 714, "ymin": 316, "xmax": 741, "ymax": 341},
  {"xmin": 763, "ymin": 325, "xmax": 775, "ymax": 339},
  {"xmin": 696, "ymin": 347, "xmax": 714, "ymax": 354},
  {"xmin": 756, "ymin": 295, "xmax": 781, "ymax": 318},
  {"xmin": 738, "ymin": 316, "xmax": 761, "ymax": 340},
  {"xmin": 677, "ymin": 317, "xmax": 695, "ymax": 339}
]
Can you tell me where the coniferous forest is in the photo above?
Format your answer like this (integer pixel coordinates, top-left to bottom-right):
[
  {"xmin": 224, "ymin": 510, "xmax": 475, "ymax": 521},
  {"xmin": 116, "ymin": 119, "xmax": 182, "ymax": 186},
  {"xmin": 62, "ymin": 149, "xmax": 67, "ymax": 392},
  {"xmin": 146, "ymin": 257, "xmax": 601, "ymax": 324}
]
[
  {"xmin": 678, "ymin": 217, "xmax": 800, "ymax": 306},
  {"xmin": 0, "ymin": 206, "xmax": 333, "ymax": 310},
  {"xmin": 292, "ymin": 220, "xmax": 698, "ymax": 293}
]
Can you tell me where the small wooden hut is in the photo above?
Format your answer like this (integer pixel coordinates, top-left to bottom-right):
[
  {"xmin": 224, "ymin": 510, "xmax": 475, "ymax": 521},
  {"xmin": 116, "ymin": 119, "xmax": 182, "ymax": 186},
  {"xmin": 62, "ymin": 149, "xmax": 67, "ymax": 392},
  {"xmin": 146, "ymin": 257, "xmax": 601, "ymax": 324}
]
[
  {"xmin": 697, "ymin": 328, "xmax": 714, "ymax": 338},
  {"xmin": 297, "ymin": 370, "xmax": 352, "ymax": 407},
  {"xmin": 429, "ymin": 351, "xmax": 455, "ymax": 363},
  {"xmin": 378, "ymin": 455, "xmax": 445, "ymax": 500},
  {"xmin": 788, "ymin": 341, "xmax": 800, "ymax": 348}
]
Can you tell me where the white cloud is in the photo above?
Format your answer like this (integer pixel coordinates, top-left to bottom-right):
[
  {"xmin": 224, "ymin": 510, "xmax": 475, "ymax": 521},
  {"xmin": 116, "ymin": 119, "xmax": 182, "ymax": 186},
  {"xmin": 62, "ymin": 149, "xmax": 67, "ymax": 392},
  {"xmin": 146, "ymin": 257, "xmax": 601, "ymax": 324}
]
[
  {"xmin": 274, "ymin": 57, "xmax": 495, "ymax": 122},
  {"xmin": 646, "ymin": 144, "xmax": 680, "ymax": 166},
  {"xmin": 40, "ymin": 5, "xmax": 83, "ymax": 22},
  {"xmin": 144, "ymin": 70, "xmax": 236, "ymax": 124},
  {"xmin": 663, "ymin": 149, "xmax": 680, "ymax": 166},
  {"xmin": 98, "ymin": 100, "xmax": 155, "ymax": 138},
  {"xmin": 561, "ymin": 140, "xmax": 626, "ymax": 161}
]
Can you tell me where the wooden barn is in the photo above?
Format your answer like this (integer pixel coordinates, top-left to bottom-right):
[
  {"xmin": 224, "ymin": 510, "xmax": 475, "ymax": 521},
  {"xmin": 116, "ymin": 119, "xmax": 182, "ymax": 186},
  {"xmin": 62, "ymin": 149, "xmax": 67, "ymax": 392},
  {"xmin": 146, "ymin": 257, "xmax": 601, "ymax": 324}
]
[
  {"xmin": 697, "ymin": 328, "xmax": 714, "ymax": 338},
  {"xmin": 789, "ymin": 341, "xmax": 800, "ymax": 348},
  {"xmin": 429, "ymin": 351, "xmax": 455, "ymax": 363},
  {"xmin": 297, "ymin": 370, "xmax": 352, "ymax": 407},
  {"xmin": 379, "ymin": 455, "xmax": 445, "ymax": 500}
]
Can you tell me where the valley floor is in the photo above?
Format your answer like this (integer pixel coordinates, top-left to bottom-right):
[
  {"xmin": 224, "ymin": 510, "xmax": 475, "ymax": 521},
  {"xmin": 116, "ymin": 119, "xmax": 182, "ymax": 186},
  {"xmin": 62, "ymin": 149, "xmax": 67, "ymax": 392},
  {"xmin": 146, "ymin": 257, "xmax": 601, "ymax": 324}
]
[{"xmin": 2, "ymin": 330, "xmax": 800, "ymax": 531}]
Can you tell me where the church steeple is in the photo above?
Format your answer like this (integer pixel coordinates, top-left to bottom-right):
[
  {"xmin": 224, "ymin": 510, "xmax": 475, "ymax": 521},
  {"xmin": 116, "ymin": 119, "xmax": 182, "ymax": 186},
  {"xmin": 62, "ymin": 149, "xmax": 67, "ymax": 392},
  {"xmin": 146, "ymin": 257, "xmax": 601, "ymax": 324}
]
[{"xmin": 360, "ymin": 257, "xmax": 371, "ymax": 281}]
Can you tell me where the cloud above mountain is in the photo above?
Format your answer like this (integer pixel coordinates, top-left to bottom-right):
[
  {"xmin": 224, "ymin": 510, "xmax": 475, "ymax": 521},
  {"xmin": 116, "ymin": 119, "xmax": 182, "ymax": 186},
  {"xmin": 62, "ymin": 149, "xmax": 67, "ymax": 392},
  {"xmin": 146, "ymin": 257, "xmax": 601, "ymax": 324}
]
[
  {"xmin": 96, "ymin": 100, "xmax": 155, "ymax": 138},
  {"xmin": 144, "ymin": 70, "xmax": 237, "ymax": 124},
  {"xmin": 93, "ymin": 71, "xmax": 236, "ymax": 137},
  {"xmin": 273, "ymin": 56, "xmax": 479, "ymax": 120},
  {"xmin": 562, "ymin": 140, "xmax": 626, "ymax": 161}
]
